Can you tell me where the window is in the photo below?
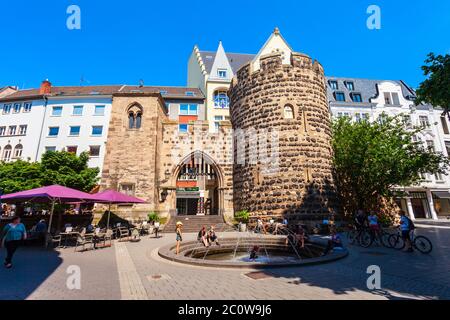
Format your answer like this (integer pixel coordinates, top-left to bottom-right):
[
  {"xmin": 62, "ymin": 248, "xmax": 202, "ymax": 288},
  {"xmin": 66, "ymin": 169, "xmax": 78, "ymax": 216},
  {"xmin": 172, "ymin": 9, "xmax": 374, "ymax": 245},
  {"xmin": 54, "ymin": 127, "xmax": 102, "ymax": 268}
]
[
  {"xmin": 159, "ymin": 90, "xmax": 168, "ymax": 95},
  {"xmin": 441, "ymin": 116, "xmax": 449, "ymax": 135},
  {"xmin": 45, "ymin": 146, "xmax": 56, "ymax": 152},
  {"xmin": 419, "ymin": 116, "xmax": 430, "ymax": 128},
  {"xmin": 355, "ymin": 113, "xmax": 361, "ymax": 122},
  {"xmin": 213, "ymin": 90, "xmax": 230, "ymax": 108},
  {"xmin": 8, "ymin": 126, "xmax": 16, "ymax": 135},
  {"xmin": 179, "ymin": 104, "xmax": 198, "ymax": 115},
  {"xmin": 52, "ymin": 106, "xmax": 63, "ymax": 116},
  {"xmin": 329, "ymin": 81, "xmax": 338, "ymax": 90},
  {"xmin": 336, "ymin": 112, "xmax": 343, "ymax": 118},
  {"xmin": 13, "ymin": 103, "xmax": 21, "ymax": 113},
  {"xmin": 95, "ymin": 105, "xmax": 105, "ymax": 116},
  {"xmin": 426, "ymin": 140, "xmax": 435, "ymax": 152},
  {"xmin": 351, "ymin": 93, "xmax": 362, "ymax": 102},
  {"xmin": 185, "ymin": 91, "xmax": 195, "ymax": 97},
  {"xmin": 119, "ymin": 183, "xmax": 135, "ymax": 196},
  {"xmin": 69, "ymin": 126, "xmax": 81, "ymax": 136},
  {"xmin": 2, "ymin": 145, "xmax": 12, "ymax": 162},
  {"xmin": 384, "ymin": 92, "xmax": 392, "ymax": 105},
  {"xmin": 89, "ymin": 146, "xmax": 101, "ymax": 157},
  {"xmin": 403, "ymin": 115, "xmax": 412, "ymax": 128},
  {"xmin": 217, "ymin": 69, "xmax": 227, "ymax": 78},
  {"xmin": 445, "ymin": 141, "xmax": 450, "ymax": 157},
  {"xmin": 179, "ymin": 124, "xmax": 188, "ymax": 133},
  {"xmin": 73, "ymin": 105, "xmax": 84, "ymax": 116},
  {"xmin": 362, "ymin": 113, "xmax": 370, "ymax": 121},
  {"xmin": 128, "ymin": 104, "xmax": 143, "ymax": 129},
  {"xmin": 284, "ymin": 105, "xmax": 294, "ymax": 119},
  {"xmin": 392, "ymin": 93, "xmax": 400, "ymax": 105},
  {"xmin": 3, "ymin": 104, "xmax": 11, "ymax": 114},
  {"xmin": 23, "ymin": 102, "xmax": 32, "ymax": 113},
  {"xmin": 214, "ymin": 116, "xmax": 224, "ymax": 132},
  {"xmin": 48, "ymin": 127, "xmax": 59, "ymax": 137},
  {"xmin": 66, "ymin": 146, "xmax": 78, "ymax": 154},
  {"xmin": 335, "ymin": 92, "xmax": 345, "ymax": 102},
  {"xmin": 0, "ymin": 127, "xmax": 5, "ymax": 136},
  {"xmin": 13, "ymin": 144, "xmax": 23, "ymax": 159},
  {"xmin": 345, "ymin": 81, "xmax": 354, "ymax": 91},
  {"xmin": 92, "ymin": 126, "xmax": 103, "ymax": 136},
  {"xmin": 435, "ymin": 172, "xmax": 443, "ymax": 181},
  {"xmin": 19, "ymin": 125, "xmax": 27, "ymax": 135}
]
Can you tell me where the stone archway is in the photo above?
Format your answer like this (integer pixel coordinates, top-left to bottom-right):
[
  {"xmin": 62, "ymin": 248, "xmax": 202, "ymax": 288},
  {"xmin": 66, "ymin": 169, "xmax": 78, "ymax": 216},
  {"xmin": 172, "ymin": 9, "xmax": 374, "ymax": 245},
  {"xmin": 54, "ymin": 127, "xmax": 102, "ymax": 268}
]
[{"xmin": 169, "ymin": 151, "xmax": 225, "ymax": 216}]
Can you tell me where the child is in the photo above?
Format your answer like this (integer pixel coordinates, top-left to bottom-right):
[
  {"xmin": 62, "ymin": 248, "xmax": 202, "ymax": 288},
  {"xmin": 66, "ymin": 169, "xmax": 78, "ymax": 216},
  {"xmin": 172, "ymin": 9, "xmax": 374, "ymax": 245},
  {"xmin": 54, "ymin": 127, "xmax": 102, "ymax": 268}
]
[{"xmin": 249, "ymin": 245, "xmax": 259, "ymax": 260}]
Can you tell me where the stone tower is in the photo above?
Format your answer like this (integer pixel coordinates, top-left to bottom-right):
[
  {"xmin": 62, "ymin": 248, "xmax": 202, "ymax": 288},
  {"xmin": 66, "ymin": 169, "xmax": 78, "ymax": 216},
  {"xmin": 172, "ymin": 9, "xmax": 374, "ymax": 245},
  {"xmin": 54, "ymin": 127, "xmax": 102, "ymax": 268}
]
[{"xmin": 229, "ymin": 29, "xmax": 338, "ymax": 221}]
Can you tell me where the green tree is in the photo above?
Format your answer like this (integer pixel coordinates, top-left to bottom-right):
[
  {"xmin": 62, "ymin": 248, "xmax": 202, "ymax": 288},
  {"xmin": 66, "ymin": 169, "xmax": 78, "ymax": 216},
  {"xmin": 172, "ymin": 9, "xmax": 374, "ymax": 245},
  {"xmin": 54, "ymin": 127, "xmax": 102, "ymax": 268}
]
[
  {"xmin": 0, "ymin": 151, "xmax": 100, "ymax": 195},
  {"xmin": 40, "ymin": 151, "xmax": 100, "ymax": 192},
  {"xmin": 332, "ymin": 115, "xmax": 449, "ymax": 216},
  {"xmin": 0, "ymin": 160, "xmax": 42, "ymax": 194},
  {"xmin": 415, "ymin": 53, "xmax": 450, "ymax": 117}
]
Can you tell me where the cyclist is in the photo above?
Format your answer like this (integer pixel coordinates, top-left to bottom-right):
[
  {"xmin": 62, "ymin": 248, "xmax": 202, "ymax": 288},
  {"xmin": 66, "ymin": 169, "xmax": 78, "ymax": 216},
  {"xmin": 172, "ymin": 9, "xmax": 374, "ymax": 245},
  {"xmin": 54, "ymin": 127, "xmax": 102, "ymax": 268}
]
[
  {"xmin": 399, "ymin": 211, "xmax": 414, "ymax": 252},
  {"xmin": 354, "ymin": 209, "xmax": 367, "ymax": 231},
  {"xmin": 368, "ymin": 211, "xmax": 381, "ymax": 240}
]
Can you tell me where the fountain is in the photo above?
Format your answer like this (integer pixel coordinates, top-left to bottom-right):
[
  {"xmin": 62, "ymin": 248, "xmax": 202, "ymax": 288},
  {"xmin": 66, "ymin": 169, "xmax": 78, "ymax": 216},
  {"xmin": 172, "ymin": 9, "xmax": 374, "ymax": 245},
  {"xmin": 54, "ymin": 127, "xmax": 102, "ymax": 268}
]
[{"xmin": 158, "ymin": 226, "xmax": 348, "ymax": 268}]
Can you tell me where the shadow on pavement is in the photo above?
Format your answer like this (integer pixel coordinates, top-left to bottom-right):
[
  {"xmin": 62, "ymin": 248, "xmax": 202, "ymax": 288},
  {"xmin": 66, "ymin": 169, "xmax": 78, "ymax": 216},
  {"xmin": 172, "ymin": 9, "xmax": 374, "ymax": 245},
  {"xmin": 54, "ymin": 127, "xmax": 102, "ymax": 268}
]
[{"xmin": 0, "ymin": 245, "xmax": 63, "ymax": 300}]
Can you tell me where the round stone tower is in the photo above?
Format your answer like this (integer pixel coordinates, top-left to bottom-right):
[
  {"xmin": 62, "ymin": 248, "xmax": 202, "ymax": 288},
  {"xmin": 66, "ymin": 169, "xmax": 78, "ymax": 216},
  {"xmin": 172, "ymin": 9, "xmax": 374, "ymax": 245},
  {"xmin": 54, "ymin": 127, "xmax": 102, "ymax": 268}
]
[{"xmin": 229, "ymin": 33, "xmax": 338, "ymax": 221}]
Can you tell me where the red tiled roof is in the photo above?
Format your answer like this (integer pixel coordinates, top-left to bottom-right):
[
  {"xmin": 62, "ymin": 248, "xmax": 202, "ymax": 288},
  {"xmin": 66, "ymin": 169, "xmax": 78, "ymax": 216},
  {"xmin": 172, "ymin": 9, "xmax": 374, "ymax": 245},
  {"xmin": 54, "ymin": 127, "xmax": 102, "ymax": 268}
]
[{"xmin": 0, "ymin": 85, "xmax": 204, "ymax": 102}]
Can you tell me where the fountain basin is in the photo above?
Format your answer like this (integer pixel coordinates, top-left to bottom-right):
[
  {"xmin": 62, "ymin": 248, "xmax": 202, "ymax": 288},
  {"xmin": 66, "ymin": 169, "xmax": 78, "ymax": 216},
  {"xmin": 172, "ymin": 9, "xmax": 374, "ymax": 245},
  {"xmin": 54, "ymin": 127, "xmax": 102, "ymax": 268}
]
[{"xmin": 158, "ymin": 235, "xmax": 348, "ymax": 269}]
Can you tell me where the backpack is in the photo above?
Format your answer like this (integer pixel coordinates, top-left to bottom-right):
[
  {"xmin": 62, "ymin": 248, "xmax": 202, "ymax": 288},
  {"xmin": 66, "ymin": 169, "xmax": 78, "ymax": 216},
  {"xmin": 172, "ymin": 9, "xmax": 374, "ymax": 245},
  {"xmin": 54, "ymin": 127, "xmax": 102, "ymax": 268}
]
[{"xmin": 406, "ymin": 217, "xmax": 415, "ymax": 230}]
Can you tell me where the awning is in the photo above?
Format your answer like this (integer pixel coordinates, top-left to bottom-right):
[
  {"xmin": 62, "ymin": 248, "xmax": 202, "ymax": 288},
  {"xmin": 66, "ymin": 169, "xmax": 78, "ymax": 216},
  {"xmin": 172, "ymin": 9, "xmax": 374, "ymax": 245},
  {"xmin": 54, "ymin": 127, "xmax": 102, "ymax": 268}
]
[{"xmin": 432, "ymin": 191, "xmax": 450, "ymax": 199}]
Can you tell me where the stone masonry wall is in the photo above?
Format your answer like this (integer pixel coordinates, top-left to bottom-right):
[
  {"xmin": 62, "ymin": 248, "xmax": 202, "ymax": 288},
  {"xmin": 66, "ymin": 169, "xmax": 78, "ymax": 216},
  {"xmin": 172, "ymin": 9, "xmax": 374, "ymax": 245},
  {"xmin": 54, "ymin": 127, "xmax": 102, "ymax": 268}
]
[
  {"xmin": 100, "ymin": 94, "xmax": 166, "ymax": 219},
  {"xmin": 229, "ymin": 52, "xmax": 339, "ymax": 220}
]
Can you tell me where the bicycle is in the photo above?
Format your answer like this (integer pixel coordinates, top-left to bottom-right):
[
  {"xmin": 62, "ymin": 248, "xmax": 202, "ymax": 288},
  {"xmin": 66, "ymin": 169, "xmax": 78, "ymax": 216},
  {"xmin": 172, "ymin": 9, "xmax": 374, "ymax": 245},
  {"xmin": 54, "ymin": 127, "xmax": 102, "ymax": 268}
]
[
  {"xmin": 364, "ymin": 226, "xmax": 393, "ymax": 248},
  {"xmin": 388, "ymin": 227, "xmax": 433, "ymax": 254},
  {"xmin": 347, "ymin": 225, "xmax": 372, "ymax": 247}
]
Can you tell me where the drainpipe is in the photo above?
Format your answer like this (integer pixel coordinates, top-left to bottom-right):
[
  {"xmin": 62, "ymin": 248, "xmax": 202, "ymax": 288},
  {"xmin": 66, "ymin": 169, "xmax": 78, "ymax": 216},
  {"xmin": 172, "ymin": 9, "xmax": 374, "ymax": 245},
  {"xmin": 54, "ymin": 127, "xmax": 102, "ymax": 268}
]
[{"xmin": 35, "ymin": 95, "xmax": 49, "ymax": 162}]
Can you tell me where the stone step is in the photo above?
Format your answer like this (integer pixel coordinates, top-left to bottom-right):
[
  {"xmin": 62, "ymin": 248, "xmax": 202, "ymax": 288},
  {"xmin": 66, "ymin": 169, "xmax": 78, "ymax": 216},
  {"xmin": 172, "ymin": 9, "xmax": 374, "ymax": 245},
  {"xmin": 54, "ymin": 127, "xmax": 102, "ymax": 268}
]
[{"xmin": 163, "ymin": 215, "xmax": 229, "ymax": 233}]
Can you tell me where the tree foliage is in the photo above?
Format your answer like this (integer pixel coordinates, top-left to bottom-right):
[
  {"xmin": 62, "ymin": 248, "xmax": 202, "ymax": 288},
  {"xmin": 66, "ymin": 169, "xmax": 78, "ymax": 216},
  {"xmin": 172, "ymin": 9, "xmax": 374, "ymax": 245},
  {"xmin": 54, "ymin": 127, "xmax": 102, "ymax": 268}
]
[
  {"xmin": 415, "ymin": 53, "xmax": 450, "ymax": 116},
  {"xmin": 0, "ymin": 151, "xmax": 99, "ymax": 195},
  {"xmin": 332, "ymin": 115, "xmax": 449, "ymax": 216}
]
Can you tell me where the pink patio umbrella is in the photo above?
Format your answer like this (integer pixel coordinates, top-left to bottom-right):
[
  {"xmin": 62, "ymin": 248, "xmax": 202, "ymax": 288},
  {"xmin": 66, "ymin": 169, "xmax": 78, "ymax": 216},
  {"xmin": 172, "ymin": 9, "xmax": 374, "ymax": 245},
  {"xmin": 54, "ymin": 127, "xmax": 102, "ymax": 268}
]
[
  {"xmin": 92, "ymin": 190, "xmax": 146, "ymax": 230},
  {"xmin": 1, "ymin": 185, "xmax": 99, "ymax": 236}
]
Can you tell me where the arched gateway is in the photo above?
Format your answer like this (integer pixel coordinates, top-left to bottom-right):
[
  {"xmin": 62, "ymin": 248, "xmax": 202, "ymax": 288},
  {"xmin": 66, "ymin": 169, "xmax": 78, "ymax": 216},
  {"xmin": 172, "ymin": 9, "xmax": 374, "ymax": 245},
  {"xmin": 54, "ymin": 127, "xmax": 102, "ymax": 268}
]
[{"xmin": 171, "ymin": 151, "xmax": 224, "ymax": 216}]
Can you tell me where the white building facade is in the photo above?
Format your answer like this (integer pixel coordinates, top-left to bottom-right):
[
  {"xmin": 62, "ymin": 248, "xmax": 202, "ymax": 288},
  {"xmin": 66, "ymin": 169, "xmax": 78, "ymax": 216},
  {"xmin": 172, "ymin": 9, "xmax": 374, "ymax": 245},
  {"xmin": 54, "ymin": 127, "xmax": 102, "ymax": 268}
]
[{"xmin": 327, "ymin": 77, "xmax": 450, "ymax": 220}]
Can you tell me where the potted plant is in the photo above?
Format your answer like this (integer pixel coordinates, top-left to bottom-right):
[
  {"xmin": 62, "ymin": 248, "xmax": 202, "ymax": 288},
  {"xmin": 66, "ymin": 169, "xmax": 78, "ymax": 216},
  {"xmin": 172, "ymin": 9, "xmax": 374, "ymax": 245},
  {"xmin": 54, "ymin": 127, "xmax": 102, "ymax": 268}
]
[{"xmin": 235, "ymin": 210, "xmax": 249, "ymax": 232}]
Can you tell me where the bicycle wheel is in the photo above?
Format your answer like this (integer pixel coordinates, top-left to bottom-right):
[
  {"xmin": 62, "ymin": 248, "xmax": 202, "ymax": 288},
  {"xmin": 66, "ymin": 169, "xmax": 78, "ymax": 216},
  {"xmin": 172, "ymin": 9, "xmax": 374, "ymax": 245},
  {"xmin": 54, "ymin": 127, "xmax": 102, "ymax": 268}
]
[
  {"xmin": 360, "ymin": 231, "xmax": 372, "ymax": 248},
  {"xmin": 381, "ymin": 232, "xmax": 392, "ymax": 248},
  {"xmin": 389, "ymin": 234, "xmax": 405, "ymax": 250},
  {"xmin": 347, "ymin": 230, "xmax": 357, "ymax": 245},
  {"xmin": 414, "ymin": 236, "xmax": 433, "ymax": 254}
]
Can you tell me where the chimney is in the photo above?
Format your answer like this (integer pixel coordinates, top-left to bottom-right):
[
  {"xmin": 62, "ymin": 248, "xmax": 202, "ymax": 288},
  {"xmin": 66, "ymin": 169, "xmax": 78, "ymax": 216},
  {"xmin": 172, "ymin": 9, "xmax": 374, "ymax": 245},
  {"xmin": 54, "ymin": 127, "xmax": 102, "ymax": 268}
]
[{"xmin": 39, "ymin": 79, "xmax": 52, "ymax": 95}]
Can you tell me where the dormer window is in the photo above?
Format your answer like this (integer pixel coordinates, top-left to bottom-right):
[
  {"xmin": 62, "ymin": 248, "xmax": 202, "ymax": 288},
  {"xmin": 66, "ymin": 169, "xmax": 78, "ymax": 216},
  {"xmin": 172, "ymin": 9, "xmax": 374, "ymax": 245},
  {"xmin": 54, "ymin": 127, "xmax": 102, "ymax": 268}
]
[
  {"xmin": 345, "ymin": 81, "xmax": 355, "ymax": 91},
  {"xmin": 185, "ymin": 91, "xmax": 195, "ymax": 97},
  {"xmin": 217, "ymin": 69, "xmax": 227, "ymax": 78},
  {"xmin": 351, "ymin": 93, "xmax": 363, "ymax": 103},
  {"xmin": 329, "ymin": 81, "xmax": 338, "ymax": 90},
  {"xmin": 159, "ymin": 90, "xmax": 168, "ymax": 95},
  {"xmin": 335, "ymin": 92, "xmax": 345, "ymax": 102}
]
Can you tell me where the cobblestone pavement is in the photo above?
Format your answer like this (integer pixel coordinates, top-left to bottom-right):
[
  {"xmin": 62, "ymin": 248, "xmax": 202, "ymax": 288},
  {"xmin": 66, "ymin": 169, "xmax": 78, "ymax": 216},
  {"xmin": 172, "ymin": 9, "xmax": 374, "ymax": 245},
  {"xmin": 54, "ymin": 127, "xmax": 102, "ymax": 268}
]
[{"xmin": 1, "ymin": 225, "xmax": 449, "ymax": 300}]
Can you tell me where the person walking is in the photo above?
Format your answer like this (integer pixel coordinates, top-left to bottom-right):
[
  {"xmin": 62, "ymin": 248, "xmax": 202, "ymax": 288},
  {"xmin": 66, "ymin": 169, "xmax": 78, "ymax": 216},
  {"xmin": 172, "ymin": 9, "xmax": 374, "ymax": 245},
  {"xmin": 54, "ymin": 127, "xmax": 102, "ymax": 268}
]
[
  {"xmin": 1, "ymin": 216, "xmax": 27, "ymax": 269},
  {"xmin": 153, "ymin": 220, "xmax": 160, "ymax": 238},
  {"xmin": 175, "ymin": 222, "xmax": 183, "ymax": 255}
]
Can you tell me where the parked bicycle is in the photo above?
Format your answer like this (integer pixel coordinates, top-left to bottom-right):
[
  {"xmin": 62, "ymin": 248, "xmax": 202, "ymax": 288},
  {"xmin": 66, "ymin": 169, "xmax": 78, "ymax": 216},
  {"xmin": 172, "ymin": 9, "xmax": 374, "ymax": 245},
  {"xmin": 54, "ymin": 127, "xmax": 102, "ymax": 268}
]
[
  {"xmin": 388, "ymin": 227, "xmax": 433, "ymax": 254},
  {"xmin": 347, "ymin": 225, "xmax": 392, "ymax": 248}
]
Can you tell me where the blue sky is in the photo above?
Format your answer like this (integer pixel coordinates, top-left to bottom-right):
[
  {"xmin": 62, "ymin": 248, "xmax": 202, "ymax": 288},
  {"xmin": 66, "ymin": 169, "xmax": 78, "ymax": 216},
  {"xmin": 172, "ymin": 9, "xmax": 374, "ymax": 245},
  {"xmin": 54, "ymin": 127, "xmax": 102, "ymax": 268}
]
[{"xmin": 0, "ymin": 0, "xmax": 449, "ymax": 89}]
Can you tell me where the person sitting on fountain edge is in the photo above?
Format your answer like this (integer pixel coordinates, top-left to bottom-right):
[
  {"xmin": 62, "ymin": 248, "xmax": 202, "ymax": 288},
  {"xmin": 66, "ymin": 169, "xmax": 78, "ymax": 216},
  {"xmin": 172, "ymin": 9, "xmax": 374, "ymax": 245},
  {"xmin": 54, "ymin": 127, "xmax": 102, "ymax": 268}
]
[
  {"xmin": 197, "ymin": 226, "xmax": 209, "ymax": 247},
  {"xmin": 322, "ymin": 227, "xmax": 343, "ymax": 256},
  {"xmin": 249, "ymin": 245, "xmax": 259, "ymax": 260},
  {"xmin": 207, "ymin": 226, "xmax": 220, "ymax": 246}
]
